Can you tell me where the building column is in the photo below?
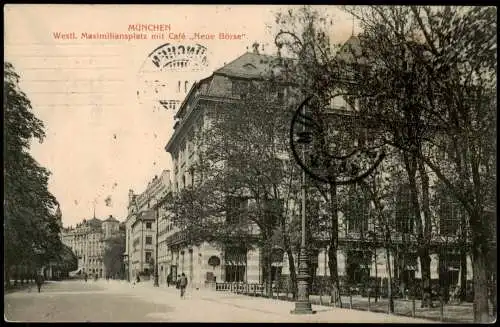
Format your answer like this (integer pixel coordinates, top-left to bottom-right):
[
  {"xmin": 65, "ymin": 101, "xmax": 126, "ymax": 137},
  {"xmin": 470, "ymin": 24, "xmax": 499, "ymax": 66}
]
[
  {"xmin": 430, "ymin": 253, "xmax": 439, "ymax": 279},
  {"xmin": 175, "ymin": 248, "xmax": 179, "ymax": 280},
  {"xmin": 247, "ymin": 248, "xmax": 260, "ymax": 283},
  {"xmin": 196, "ymin": 247, "xmax": 203, "ymax": 289},
  {"xmin": 466, "ymin": 254, "xmax": 473, "ymax": 281},
  {"xmin": 189, "ymin": 249, "xmax": 194, "ymax": 287},
  {"xmin": 220, "ymin": 250, "xmax": 226, "ymax": 282},
  {"xmin": 317, "ymin": 247, "xmax": 328, "ymax": 277},
  {"xmin": 337, "ymin": 249, "xmax": 346, "ymax": 277},
  {"xmin": 282, "ymin": 251, "xmax": 290, "ymax": 275},
  {"xmin": 180, "ymin": 250, "xmax": 185, "ymax": 274}
]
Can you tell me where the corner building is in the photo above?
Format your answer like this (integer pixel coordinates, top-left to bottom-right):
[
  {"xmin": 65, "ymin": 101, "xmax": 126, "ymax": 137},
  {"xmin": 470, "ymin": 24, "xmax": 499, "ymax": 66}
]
[
  {"xmin": 164, "ymin": 43, "xmax": 476, "ymax": 293},
  {"xmin": 164, "ymin": 49, "xmax": 294, "ymax": 288}
]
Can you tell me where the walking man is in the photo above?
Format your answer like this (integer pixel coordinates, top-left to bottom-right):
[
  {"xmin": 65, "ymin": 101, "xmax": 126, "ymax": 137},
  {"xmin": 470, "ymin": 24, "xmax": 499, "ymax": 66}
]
[
  {"xmin": 167, "ymin": 273, "xmax": 172, "ymax": 287},
  {"xmin": 35, "ymin": 273, "xmax": 44, "ymax": 293},
  {"xmin": 179, "ymin": 273, "xmax": 188, "ymax": 298}
]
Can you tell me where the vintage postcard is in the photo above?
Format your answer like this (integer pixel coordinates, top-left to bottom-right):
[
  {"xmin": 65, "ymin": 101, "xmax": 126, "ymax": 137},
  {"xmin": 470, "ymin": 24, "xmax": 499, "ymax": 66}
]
[{"xmin": 4, "ymin": 4, "xmax": 496, "ymax": 323}]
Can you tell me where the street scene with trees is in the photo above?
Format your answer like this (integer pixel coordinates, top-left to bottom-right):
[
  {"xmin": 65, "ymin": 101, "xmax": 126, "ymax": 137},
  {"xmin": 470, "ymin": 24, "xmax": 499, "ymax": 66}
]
[
  {"xmin": 4, "ymin": 5, "xmax": 496, "ymax": 323},
  {"xmin": 165, "ymin": 5, "xmax": 496, "ymax": 323}
]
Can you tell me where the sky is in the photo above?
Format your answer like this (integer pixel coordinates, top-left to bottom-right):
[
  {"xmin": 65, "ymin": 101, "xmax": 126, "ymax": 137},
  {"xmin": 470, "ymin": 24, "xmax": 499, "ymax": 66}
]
[{"xmin": 4, "ymin": 4, "xmax": 360, "ymax": 227}]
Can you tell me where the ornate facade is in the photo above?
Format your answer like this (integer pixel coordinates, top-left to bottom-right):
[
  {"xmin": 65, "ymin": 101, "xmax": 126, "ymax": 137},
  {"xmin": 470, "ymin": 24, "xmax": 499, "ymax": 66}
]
[
  {"xmin": 61, "ymin": 214, "xmax": 121, "ymax": 277},
  {"xmin": 125, "ymin": 169, "xmax": 172, "ymax": 282}
]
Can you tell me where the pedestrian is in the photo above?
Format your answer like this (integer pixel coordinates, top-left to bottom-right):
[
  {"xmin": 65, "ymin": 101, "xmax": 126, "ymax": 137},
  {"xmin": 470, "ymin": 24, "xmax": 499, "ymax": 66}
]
[
  {"xmin": 84, "ymin": 272, "xmax": 88, "ymax": 282},
  {"xmin": 179, "ymin": 273, "xmax": 188, "ymax": 298},
  {"xmin": 35, "ymin": 274, "xmax": 44, "ymax": 293},
  {"xmin": 167, "ymin": 273, "xmax": 171, "ymax": 287},
  {"xmin": 176, "ymin": 275, "xmax": 180, "ymax": 289}
]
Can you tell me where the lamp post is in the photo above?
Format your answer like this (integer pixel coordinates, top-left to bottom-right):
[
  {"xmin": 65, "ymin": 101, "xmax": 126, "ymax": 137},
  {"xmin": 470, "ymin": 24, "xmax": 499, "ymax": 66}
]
[
  {"xmin": 273, "ymin": 32, "xmax": 314, "ymax": 315},
  {"xmin": 291, "ymin": 95, "xmax": 315, "ymax": 315},
  {"xmin": 153, "ymin": 201, "xmax": 159, "ymax": 287}
]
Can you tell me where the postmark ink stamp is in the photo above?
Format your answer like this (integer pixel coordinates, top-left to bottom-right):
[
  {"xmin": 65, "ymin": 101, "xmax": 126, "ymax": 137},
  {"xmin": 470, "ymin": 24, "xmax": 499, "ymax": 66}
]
[
  {"xmin": 290, "ymin": 94, "xmax": 386, "ymax": 184},
  {"xmin": 137, "ymin": 43, "xmax": 210, "ymax": 112}
]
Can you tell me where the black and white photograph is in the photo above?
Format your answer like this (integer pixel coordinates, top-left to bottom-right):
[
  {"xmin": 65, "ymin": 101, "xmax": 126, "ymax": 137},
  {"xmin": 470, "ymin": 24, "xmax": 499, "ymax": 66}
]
[{"xmin": 3, "ymin": 4, "xmax": 497, "ymax": 323}]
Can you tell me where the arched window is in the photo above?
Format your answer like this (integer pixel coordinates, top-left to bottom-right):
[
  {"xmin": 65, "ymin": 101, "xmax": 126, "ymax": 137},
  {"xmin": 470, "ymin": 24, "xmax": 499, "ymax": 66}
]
[{"xmin": 185, "ymin": 81, "xmax": 189, "ymax": 93}]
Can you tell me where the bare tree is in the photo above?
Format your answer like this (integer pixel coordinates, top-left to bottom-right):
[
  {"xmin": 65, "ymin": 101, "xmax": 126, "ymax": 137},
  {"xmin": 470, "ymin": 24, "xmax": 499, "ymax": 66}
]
[
  {"xmin": 168, "ymin": 80, "xmax": 303, "ymax": 297},
  {"xmin": 344, "ymin": 6, "xmax": 496, "ymax": 322}
]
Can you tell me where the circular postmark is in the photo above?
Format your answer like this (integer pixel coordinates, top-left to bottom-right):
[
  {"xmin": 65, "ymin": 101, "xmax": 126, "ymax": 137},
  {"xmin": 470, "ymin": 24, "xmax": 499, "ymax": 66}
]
[
  {"xmin": 289, "ymin": 95, "xmax": 386, "ymax": 184},
  {"xmin": 137, "ymin": 43, "xmax": 210, "ymax": 112}
]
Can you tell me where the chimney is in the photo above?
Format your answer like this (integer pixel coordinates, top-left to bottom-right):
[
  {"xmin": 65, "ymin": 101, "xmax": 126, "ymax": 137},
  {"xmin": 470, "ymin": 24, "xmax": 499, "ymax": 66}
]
[{"xmin": 252, "ymin": 42, "xmax": 260, "ymax": 54}]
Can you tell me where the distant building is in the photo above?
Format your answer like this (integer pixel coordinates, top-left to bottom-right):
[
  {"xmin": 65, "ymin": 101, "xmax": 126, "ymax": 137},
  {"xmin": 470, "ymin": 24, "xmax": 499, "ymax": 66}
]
[
  {"xmin": 61, "ymin": 214, "xmax": 121, "ymax": 277},
  {"xmin": 125, "ymin": 169, "xmax": 172, "ymax": 283}
]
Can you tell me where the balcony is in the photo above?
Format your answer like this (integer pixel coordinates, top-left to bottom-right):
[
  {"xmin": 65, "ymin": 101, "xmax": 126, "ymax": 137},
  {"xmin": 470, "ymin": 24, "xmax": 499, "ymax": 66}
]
[{"xmin": 166, "ymin": 230, "xmax": 188, "ymax": 246}]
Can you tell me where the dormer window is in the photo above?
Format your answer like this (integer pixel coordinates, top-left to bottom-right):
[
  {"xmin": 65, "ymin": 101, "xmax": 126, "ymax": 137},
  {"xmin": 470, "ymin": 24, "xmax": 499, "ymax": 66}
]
[{"xmin": 243, "ymin": 63, "xmax": 257, "ymax": 70}]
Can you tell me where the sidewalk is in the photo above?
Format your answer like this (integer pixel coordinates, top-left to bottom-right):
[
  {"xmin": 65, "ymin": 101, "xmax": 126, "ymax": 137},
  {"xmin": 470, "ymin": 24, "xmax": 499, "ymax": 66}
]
[{"xmin": 102, "ymin": 280, "xmax": 437, "ymax": 323}]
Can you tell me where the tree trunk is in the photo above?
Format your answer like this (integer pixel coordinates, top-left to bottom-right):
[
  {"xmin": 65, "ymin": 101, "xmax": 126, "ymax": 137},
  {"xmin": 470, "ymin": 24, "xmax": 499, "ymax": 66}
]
[
  {"xmin": 286, "ymin": 247, "xmax": 298, "ymax": 299},
  {"xmin": 328, "ymin": 182, "xmax": 342, "ymax": 307},
  {"xmin": 267, "ymin": 255, "xmax": 273, "ymax": 297},
  {"xmin": 385, "ymin": 247, "xmax": 394, "ymax": 313},
  {"xmin": 472, "ymin": 246, "xmax": 491, "ymax": 322},
  {"xmin": 374, "ymin": 251, "xmax": 378, "ymax": 303},
  {"xmin": 328, "ymin": 245, "xmax": 341, "ymax": 307},
  {"xmin": 471, "ymin": 212, "xmax": 492, "ymax": 323},
  {"xmin": 281, "ymin": 211, "xmax": 297, "ymax": 299},
  {"xmin": 404, "ymin": 153, "xmax": 433, "ymax": 307},
  {"xmin": 419, "ymin": 249, "xmax": 433, "ymax": 307},
  {"xmin": 262, "ymin": 243, "xmax": 273, "ymax": 298},
  {"xmin": 417, "ymin": 160, "xmax": 433, "ymax": 307},
  {"xmin": 459, "ymin": 247, "xmax": 467, "ymax": 303}
]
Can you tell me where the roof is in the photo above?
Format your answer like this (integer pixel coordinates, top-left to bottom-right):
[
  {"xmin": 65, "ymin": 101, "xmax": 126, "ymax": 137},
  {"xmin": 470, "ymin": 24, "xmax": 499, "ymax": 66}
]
[
  {"xmin": 87, "ymin": 217, "xmax": 102, "ymax": 226},
  {"xmin": 165, "ymin": 51, "xmax": 294, "ymax": 153},
  {"xmin": 213, "ymin": 52, "xmax": 279, "ymax": 79},
  {"xmin": 104, "ymin": 215, "xmax": 119, "ymax": 223},
  {"xmin": 336, "ymin": 35, "xmax": 367, "ymax": 65}
]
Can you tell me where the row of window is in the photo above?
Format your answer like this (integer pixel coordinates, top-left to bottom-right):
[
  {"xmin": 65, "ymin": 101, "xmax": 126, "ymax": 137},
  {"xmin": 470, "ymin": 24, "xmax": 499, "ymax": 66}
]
[
  {"xmin": 222, "ymin": 190, "xmax": 462, "ymax": 237},
  {"xmin": 230, "ymin": 79, "xmax": 285, "ymax": 102}
]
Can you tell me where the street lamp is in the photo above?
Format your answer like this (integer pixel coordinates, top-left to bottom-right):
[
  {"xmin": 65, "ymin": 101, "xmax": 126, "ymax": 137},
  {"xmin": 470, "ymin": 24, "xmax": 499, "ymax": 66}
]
[
  {"xmin": 291, "ymin": 101, "xmax": 315, "ymax": 315},
  {"xmin": 270, "ymin": 32, "xmax": 314, "ymax": 314},
  {"xmin": 273, "ymin": 32, "xmax": 315, "ymax": 315}
]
